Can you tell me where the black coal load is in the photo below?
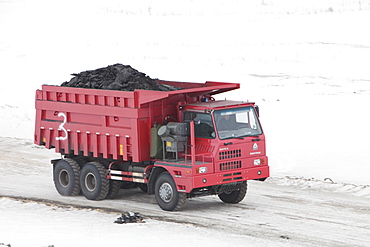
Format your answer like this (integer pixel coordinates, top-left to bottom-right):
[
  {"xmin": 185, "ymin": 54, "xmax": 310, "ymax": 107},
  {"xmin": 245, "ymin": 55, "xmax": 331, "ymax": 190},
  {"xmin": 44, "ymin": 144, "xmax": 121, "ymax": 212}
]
[{"xmin": 61, "ymin": 64, "xmax": 180, "ymax": 91}]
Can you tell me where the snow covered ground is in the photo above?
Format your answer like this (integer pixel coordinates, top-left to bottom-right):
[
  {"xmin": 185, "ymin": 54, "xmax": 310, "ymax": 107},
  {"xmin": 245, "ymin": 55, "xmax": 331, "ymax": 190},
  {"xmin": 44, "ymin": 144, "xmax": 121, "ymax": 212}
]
[
  {"xmin": 1, "ymin": 0, "xmax": 370, "ymax": 246},
  {"xmin": 1, "ymin": 197, "xmax": 275, "ymax": 247},
  {"xmin": 1, "ymin": 138, "xmax": 369, "ymax": 247}
]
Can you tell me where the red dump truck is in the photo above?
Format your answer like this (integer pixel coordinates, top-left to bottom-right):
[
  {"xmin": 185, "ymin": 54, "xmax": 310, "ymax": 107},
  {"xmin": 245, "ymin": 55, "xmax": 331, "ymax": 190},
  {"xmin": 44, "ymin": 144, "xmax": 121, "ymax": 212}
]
[{"xmin": 34, "ymin": 80, "xmax": 269, "ymax": 211}]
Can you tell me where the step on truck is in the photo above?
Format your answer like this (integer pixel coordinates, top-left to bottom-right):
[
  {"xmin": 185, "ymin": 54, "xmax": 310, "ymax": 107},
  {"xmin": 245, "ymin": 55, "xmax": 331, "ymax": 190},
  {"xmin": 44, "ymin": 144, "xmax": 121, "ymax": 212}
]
[{"xmin": 34, "ymin": 80, "xmax": 269, "ymax": 211}]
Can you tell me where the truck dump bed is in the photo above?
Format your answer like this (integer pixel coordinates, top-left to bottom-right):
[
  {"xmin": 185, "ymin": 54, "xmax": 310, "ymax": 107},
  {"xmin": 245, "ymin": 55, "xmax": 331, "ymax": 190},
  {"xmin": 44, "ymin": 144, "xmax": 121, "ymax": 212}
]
[{"xmin": 34, "ymin": 80, "xmax": 239, "ymax": 162}]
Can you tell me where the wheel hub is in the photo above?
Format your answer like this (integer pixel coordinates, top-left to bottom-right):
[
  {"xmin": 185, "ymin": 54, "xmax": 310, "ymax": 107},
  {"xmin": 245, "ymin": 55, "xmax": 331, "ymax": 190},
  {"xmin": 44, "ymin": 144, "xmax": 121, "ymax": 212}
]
[
  {"xmin": 159, "ymin": 182, "xmax": 173, "ymax": 202},
  {"xmin": 59, "ymin": 169, "xmax": 70, "ymax": 188},
  {"xmin": 85, "ymin": 172, "xmax": 97, "ymax": 192}
]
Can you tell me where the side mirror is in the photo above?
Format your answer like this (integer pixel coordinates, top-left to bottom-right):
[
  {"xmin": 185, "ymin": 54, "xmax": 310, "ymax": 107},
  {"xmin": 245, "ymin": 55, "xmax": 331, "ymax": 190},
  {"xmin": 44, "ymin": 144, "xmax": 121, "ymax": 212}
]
[{"xmin": 255, "ymin": 105, "xmax": 260, "ymax": 117}]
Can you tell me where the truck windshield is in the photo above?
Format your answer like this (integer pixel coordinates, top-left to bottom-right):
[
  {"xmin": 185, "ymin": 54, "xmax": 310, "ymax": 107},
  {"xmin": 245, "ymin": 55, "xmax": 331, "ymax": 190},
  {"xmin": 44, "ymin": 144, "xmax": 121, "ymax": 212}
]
[{"xmin": 214, "ymin": 106, "xmax": 262, "ymax": 140}]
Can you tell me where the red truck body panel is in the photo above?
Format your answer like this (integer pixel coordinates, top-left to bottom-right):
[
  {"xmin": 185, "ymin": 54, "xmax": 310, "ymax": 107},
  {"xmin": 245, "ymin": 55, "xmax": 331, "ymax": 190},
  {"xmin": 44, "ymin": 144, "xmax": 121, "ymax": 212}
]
[{"xmin": 34, "ymin": 81, "xmax": 240, "ymax": 162}]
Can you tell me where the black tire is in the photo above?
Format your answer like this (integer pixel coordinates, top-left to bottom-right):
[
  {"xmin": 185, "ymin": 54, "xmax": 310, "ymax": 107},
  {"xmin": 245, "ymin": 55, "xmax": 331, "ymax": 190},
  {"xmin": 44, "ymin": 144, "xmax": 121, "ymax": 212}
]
[
  {"xmin": 106, "ymin": 180, "xmax": 121, "ymax": 199},
  {"xmin": 54, "ymin": 158, "xmax": 81, "ymax": 196},
  {"xmin": 154, "ymin": 172, "xmax": 186, "ymax": 211},
  {"xmin": 218, "ymin": 181, "xmax": 247, "ymax": 204},
  {"xmin": 80, "ymin": 162, "xmax": 109, "ymax": 200},
  {"xmin": 103, "ymin": 161, "xmax": 121, "ymax": 199},
  {"xmin": 73, "ymin": 156, "xmax": 88, "ymax": 167}
]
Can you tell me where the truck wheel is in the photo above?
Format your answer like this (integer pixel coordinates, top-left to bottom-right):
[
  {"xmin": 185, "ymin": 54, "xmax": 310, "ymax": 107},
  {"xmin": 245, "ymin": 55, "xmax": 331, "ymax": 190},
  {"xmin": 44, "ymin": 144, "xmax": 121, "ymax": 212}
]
[
  {"xmin": 155, "ymin": 172, "xmax": 186, "ymax": 211},
  {"xmin": 80, "ymin": 162, "xmax": 109, "ymax": 200},
  {"xmin": 54, "ymin": 158, "xmax": 81, "ymax": 196},
  {"xmin": 218, "ymin": 181, "xmax": 247, "ymax": 204},
  {"xmin": 103, "ymin": 162, "xmax": 121, "ymax": 199},
  {"xmin": 105, "ymin": 180, "xmax": 121, "ymax": 199}
]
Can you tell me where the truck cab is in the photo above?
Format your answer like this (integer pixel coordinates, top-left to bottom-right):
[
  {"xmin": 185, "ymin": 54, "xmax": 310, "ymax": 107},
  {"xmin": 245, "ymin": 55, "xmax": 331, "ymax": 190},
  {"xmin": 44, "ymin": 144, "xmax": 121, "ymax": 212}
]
[{"xmin": 150, "ymin": 99, "xmax": 268, "ymax": 210}]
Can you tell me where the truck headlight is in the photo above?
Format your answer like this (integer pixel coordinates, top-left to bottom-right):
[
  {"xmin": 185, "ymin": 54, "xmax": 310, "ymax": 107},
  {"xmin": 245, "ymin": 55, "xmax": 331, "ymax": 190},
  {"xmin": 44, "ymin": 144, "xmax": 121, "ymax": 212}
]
[
  {"xmin": 196, "ymin": 167, "xmax": 207, "ymax": 174},
  {"xmin": 254, "ymin": 159, "xmax": 261, "ymax": 166}
]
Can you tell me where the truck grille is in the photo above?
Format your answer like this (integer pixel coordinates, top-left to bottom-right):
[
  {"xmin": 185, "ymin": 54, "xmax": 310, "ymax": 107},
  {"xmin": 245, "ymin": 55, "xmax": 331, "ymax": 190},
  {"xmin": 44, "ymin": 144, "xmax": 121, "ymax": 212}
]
[
  {"xmin": 219, "ymin": 149, "xmax": 241, "ymax": 160},
  {"xmin": 220, "ymin": 160, "xmax": 242, "ymax": 171}
]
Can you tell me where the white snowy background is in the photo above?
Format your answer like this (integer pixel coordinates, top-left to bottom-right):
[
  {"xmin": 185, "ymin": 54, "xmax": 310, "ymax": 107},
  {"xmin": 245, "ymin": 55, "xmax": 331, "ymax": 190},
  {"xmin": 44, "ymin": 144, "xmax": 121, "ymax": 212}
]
[{"xmin": 1, "ymin": 0, "xmax": 370, "ymax": 246}]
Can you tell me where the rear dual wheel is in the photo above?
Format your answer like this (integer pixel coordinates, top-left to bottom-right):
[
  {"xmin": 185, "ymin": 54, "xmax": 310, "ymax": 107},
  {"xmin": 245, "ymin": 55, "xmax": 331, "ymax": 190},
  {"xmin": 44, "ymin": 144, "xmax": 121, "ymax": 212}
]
[
  {"xmin": 80, "ymin": 162, "xmax": 109, "ymax": 200},
  {"xmin": 54, "ymin": 158, "xmax": 81, "ymax": 196},
  {"xmin": 54, "ymin": 159, "xmax": 118, "ymax": 200}
]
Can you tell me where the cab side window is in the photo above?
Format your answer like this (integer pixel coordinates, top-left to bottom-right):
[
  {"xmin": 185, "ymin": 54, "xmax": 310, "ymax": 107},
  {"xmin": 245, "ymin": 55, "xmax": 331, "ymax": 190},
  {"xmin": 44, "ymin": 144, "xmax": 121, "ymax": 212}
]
[{"xmin": 184, "ymin": 112, "xmax": 215, "ymax": 139}]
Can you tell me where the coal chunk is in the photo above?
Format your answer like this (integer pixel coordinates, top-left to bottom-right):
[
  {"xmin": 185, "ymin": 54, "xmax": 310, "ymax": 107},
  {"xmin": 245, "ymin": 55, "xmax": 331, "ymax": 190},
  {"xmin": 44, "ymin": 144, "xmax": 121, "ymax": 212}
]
[
  {"xmin": 114, "ymin": 212, "xmax": 145, "ymax": 224},
  {"xmin": 61, "ymin": 64, "xmax": 180, "ymax": 91}
]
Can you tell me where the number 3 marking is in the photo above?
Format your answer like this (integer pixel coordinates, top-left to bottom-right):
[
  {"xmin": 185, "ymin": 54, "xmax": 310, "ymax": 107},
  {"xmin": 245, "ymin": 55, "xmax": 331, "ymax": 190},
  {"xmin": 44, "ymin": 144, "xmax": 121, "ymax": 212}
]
[{"xmin": 56, "ymin": 112, "xmax": 68, "ymax": 141}]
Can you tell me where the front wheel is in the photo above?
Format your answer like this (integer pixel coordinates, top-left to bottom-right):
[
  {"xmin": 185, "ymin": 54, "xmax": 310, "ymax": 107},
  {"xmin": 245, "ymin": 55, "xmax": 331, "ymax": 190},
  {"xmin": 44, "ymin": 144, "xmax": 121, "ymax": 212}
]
[
  {"xmin": 218, "ymin": 181, "xmax": 247, "ymax": 203},
  {"xmin": 80, "ymin": 162, "xmax": 109, "ymax": 200},
  {"xmin": 155, "ymin": 172, "xmax": 186, "ymax": 211}
]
